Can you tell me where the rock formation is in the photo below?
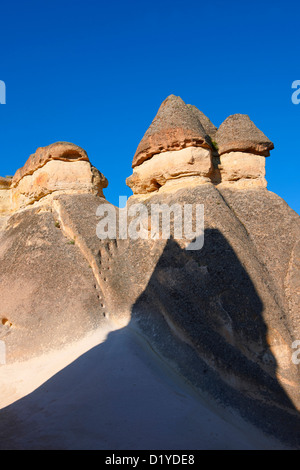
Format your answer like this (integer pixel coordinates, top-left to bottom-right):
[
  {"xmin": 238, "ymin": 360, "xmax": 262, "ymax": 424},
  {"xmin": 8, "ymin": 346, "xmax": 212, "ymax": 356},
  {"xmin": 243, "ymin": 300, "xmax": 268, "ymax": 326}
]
[
  {"xmin": 127, "ymin": 96, "xmax": 274, "ymax": 193},
  {"xmin": 7, "ymin": 142, "xmax": 108, "ymax": 212},
  {"xmin": 0, "ymin": 177, "xmax": 12, "ymax": 215},
  {"xmin": 0, "ymin": 97, "xmax": 299, "ymax": 449},
  {"xmin": 187, "ymin": 104, "xmax": 217, "ymax": 141},
  {"xmin": 132, "ymin": 95, "xmax": 211, "ymax": 168},
  {"xmin": 215, "ymin": 113, "xmax": 274, "ymax": 156},
  {"xmin": 0, "ymin": 143, "xmax": 109, "ymax": 361},
  {"xmin": 215, "ymin": 114, "xmax": 274, "ymax": 189},
  {"xmin": 127, "ymin": 146, "xmax": 213, "ymax": 194}
]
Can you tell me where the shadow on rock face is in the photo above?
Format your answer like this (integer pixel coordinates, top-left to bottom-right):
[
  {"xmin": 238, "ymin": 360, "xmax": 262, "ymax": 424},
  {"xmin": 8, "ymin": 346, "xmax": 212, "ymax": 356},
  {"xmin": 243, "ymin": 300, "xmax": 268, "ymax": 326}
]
[
  {"xmin": 129, "ymin": 232, "xmax": 300, "ymax": 447},
  {"xmin": 0, "ymin": 229, "xmax": 299, "ymax": 450},
  {"xmin": 0, "ymin": 324, "xmax": 284, "ymax": 451}
]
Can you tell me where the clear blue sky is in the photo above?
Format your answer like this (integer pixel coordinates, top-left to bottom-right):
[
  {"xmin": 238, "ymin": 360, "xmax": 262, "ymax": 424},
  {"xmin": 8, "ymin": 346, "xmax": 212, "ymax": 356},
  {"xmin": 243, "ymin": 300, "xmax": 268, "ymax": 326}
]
[{"xmin": 0, "ymin": 0, "xmax": 299, "ymax": 213}]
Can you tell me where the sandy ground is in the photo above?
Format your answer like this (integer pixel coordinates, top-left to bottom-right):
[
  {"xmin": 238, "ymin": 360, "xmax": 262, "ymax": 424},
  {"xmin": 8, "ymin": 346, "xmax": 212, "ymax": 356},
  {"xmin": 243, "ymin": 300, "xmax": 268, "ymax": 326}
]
[{"xmin": 0, "ymin": 321, "xmax": 285, "ymax": 450}]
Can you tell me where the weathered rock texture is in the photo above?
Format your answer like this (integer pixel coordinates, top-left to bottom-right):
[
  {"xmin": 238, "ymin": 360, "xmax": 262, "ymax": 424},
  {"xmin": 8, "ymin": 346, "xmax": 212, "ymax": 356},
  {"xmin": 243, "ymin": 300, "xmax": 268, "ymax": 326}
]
[
  {"xmin": 215, "ymin": 114, "xmax": 274, "ymax": 156},
  {"xmin": 0, "ymin": 205, "xmax": 106, "ymax": 361},
  {"xmin": 0, "ymin": 177, "xmax": 12, "ymax": 189},
  {"xmin": 12, "ymin": 142, "xmax": 89, "ymax": 185},
  {"xmin": 0, "ymin": 177, "xmax": 12, "ymax": 215},
  {"xmin": 187, "ymin": 104, "xmax": 217, "ymax": 141},
  {"xmin": 128, "ymin": 97, "xmax": 273, "ymax": 194},
  {"xmin": 217, "ymin": 151, "xmax": 267, "ymax": 189},
  {"xmin": 0, "ymin": 100, "xmax": 299, "ymax": 448},
  {"xmin": 127, "ymin": 146, "xmax": 212, "ymax": 194},
  {"xmin": 10, "ymin": 142, "xmax": 108, "ymax": 211},
  {"xmin": 132, "ymin": 95, "xmax": 211, "ymax": 168},
  {"xmin": 125, "ymin": 186, "xmax": 300, "ymax": 446}
]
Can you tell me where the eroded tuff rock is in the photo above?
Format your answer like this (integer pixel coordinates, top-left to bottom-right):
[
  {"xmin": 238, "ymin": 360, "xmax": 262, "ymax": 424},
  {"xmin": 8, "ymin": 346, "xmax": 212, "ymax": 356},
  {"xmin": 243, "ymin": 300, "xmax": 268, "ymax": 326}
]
[
  {"xmin": 0, "ymin": 177, "xmax": 12, "ymax": 189},
  {"xmin": 0, "ymin": 103, "xmax": 299, "ymax": 448},
  {"xmin": 217, "ymin": 151, "xmax": 267, "ymax": 189},
  {"xmin": 215, "ymin": 114, "xmax": 274, "ymax": 157},
  {"xmin": 187, "ymin": 104, "xmax": 217, "ymax": 141},
  {"xmin": 128, "ymin": 98, "xmax": 273, "ymax": 194},
  {"xmin": 127, "ymin": 146, "xmax": 213, "ymax": 194},
  {"xmin": 128, "ymin": 96, "xmax": 216, "ymax": 194},
  {"xmin": 9, "ymin": 142, "xmax": 108, "ymax": 211},
  {"xmin": 126, "ymin": 185, "xmax": 300, "ymax": 445},
  {"xmin": 0, "ymin": 177, "xmax": 12, "ymax": 215},
  {"xmin": 0, "ymin": 205, "xmax": 107, "ymax": 361},
  {"xmin": 12, "ymin": 142, "xmax": 89, "ymax": 185},
  {"xmin": 132, "ymin": 95, "xmax": 211, "ymax": 168}
]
